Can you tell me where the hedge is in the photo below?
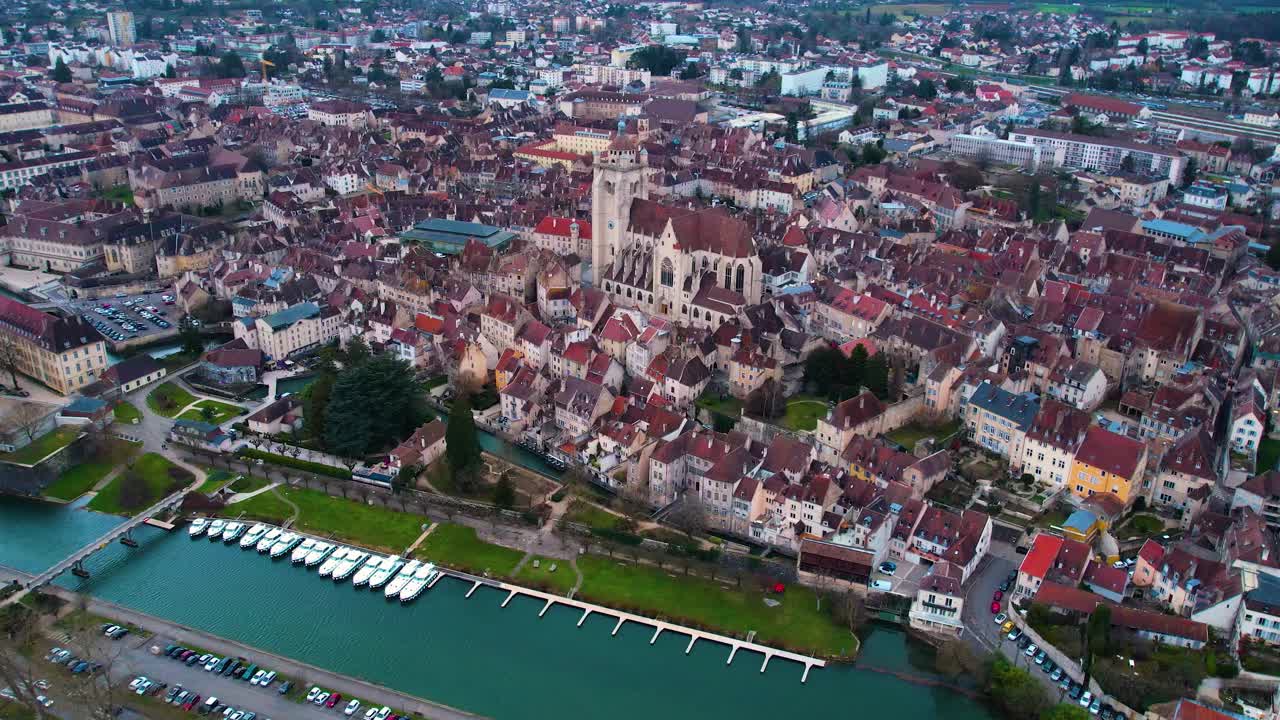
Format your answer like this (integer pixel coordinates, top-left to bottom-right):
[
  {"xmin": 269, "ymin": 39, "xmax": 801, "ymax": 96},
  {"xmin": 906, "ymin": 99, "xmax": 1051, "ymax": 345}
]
[{"xmin": 236, "ymin": 448, "xmax": 352, "ymax": 480}]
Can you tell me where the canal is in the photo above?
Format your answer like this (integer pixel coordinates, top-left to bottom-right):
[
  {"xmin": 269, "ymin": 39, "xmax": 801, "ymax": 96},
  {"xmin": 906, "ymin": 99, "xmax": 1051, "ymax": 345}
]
[{"xmin": 0, "ymin": 499, "xmax": 995, "ymax": 720}]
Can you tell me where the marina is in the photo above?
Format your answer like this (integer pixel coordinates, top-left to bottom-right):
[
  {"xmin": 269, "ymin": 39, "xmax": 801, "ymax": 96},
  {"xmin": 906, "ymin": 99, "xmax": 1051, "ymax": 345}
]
[{"xmin": 0, "ymin": 497, "xmax": 995, "ymax": 720}]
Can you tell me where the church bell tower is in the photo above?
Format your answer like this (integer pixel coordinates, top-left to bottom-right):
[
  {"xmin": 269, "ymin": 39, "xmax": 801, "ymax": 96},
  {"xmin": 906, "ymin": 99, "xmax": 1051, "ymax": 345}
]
[{"xmin": 590, "ymin": 150, "xmax": 647, "ymax": 285}]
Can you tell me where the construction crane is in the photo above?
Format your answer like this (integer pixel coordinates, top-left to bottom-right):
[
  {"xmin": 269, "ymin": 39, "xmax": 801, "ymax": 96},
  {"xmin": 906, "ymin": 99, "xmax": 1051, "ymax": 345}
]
[{"xmin": 261, "ymin": 58, "xmax": 276, "ymax": 83}]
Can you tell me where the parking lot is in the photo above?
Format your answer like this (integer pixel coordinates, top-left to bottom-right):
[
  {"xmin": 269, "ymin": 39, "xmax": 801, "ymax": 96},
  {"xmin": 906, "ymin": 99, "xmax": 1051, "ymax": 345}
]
[{"xmin": 68, "ymin": 289, "xmax": 180, "ymax": 345}]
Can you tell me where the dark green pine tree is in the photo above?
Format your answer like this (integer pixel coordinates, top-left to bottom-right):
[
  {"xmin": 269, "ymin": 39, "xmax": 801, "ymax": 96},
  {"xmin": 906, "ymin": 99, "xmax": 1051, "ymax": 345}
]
[{"xmin": 446, "ymin": 391, "xmax": 482, "ymax": 487}]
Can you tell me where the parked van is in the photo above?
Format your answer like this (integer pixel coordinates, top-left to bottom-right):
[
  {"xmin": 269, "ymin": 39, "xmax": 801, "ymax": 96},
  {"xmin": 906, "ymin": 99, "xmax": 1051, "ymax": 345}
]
[{"xmin": 200, "ymin": 697, "xmax": 218, "ymax": 715}]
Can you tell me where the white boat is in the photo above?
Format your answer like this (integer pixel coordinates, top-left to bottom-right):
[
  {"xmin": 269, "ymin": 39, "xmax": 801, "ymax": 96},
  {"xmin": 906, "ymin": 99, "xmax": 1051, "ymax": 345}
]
[
  {"xmin": 318, "ymin": 548, "xmax": 348, "ymax": 578},
  {"xmin": 332, "ymin": 551, "xmax": 367, "ymax": 582},
  {"xmin": 400, "ymin": 563, "xmax": 439, "ymax": 603},
  {"xmin": 256, "ymin": 528, "xmax": 282, "ymax": 553},
  {"xmin": 368, "ymin": 556, "xmax": 404, "ymax": 590},
  {"xmin": 291, "ymin": 538, "xmax": 317, "ymax": 564},
  {"xmin": 221, "ymin": 522, "xmax": 245, "ymax": 544},
  {"xmin": 239, "ymin": 524, "xmax": 267, "ymax": 549},
  {"xmin": 351, "ymin": 556, "xmax": 381, "ymax": 588},
  {"xmin": 383, "ymin": 560, "xmax": 420, "ymax": 599},
  {"xmin": 304, "ymin": 542, "xmax": 334, "ymax": 567},
  {"xmin": 269, "ymin": 533, "xmax": 301, "ymax": 559},
  {"xmin": 188, "ymin": 518, "xmax": 209, "ymax": 539},
  {"xmin": 206, "ymin": 519, "xmax": 226, "ymax": 541}
]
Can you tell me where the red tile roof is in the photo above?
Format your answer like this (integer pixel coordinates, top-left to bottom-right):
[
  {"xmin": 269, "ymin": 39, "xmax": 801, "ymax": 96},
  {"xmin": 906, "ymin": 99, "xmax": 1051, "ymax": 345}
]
[{"xmin": 1019, "ymin": 533, "xmax": 1063, "ymax": 580}]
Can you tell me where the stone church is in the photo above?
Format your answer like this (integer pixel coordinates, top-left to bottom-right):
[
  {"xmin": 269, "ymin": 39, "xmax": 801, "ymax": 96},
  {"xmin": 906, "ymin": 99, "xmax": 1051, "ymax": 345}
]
[{"xmin": 591, "ymin": 150, "xmax": 763, "ymax": 329}]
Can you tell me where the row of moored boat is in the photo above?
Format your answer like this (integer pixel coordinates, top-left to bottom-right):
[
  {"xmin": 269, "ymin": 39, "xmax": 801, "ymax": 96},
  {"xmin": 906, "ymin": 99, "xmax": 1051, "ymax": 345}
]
[{"xmin": 187, "ymin": 518, "xmax": 440, "ymax": 603}]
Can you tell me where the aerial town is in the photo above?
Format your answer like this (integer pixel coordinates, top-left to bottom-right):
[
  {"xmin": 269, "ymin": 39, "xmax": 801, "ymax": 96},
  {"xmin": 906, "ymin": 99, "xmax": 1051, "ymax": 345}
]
[{"xmin": 2, "ymin": 1, "xmax": 1280, "ymax": 719}]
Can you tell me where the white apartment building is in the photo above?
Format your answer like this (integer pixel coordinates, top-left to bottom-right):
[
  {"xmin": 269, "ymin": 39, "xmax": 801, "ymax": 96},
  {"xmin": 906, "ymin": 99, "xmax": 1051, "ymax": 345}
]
[
  {"xmin": 1009, "ymin": 128, "xmax": 1187, "ymax": 185},
  {"xmin": 949, "ymin": 133, "xmax": 1044, "ymax": 172}
]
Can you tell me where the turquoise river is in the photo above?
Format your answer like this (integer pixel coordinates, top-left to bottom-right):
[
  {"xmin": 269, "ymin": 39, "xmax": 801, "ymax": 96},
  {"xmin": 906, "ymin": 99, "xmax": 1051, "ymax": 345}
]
[{"xmin": 0, "ymin": 496, "xmax": 997, "ymax": 720}]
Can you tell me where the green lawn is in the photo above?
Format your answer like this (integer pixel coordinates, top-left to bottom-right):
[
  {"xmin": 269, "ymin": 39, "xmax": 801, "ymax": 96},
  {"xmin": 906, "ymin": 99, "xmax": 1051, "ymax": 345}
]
[
  {"xmin": 196, "ymin": 469, "xmax": 236, "ymax": 495},
  {"xmin": 229, "ymin": 474, "xmax": 268, "ymax": 493},
  {"xmin": 575, "ymin": 556, "xmax": 858, "ymax": 658},
  {"xmin": 416, "ymin": 523, "xmax": 524, "ymax": 576},
  {"xmin": 43, "ymin": 460, "xmax": 115, "ymax": 501},
  {"xmin": 227, "ymin": 486, "xmax": 427, "ymax": 553},
  {"xmin": 1, "ymin": 426, "xmax": 80, "ymax": 465},
  {"xmin": 695, "ymin": 391, "xmax": 743, "ymax": 418},
  {"xmin": 1117, "ymin": 513, "xmax": 1167, "ymax": 540},
  {"xmin": 1259, "ymin": 437, "xmax": 1280, "ymax": 473},
  {"xmin": 113, "ymin": 401, "xmax": 142, "ymax": 424},
  {"xmin": 237, "ymin": 448, "xmax": 352, "ymax": 480},
  {"xmin": 177, "ymin": 399, "xmax": 242, "ymax": 425},
  {"xmin": 99, "ymin": 184, "xmax": 135, "ymax": 206},
  {"xmin": 885, "ymin": 419, "xmax": 963, "ymax": 451},
  {"xmin": 564, "ymin": 500, "xmax": 623, "ymax": 531},
  {"xmin": 87, "ymin": 453, "xmax": 189, "ymax": 515},
  {"xmin": 515, "ymin": 555, "xmax": 577, "ymax": 594},
  {"xmin": 146, "ymin": 382, "xmax": 197, "ymax": 417},
  {"xmin": 780, "ymin": 397, "xmax": 828, "ymax": 432}
]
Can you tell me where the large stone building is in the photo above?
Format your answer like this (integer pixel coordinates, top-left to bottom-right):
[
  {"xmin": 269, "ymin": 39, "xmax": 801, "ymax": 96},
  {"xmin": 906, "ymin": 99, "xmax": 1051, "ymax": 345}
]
[
  {"xmin": 0, "ymin": 296, "xmax": 106, "ymax": 395},
  {"xmin": 3, "ymin": 199, "xmax": 137, "ymax": 272},
  {"xmin": 591, "ymin": 150, "xmax": 762, "ymax": 325}
]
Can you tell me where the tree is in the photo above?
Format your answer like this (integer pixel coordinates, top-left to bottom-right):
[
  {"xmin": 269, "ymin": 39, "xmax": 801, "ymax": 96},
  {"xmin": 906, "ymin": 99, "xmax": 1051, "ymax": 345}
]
[
  {"xmin": 493, "ymin": 473, "xmax": 515, "ymax": 508},
  {"xmin": 626, "ymin": 46, "xmax": 686, "ymax": 76},
  {"xmin": 217, "ymin": 51, "xmax": 246, "ymax": 79},
  {"xmin": 371, "ymin": 29, "xmax": 387, "ymax": 43},
  {"xmin": 864, "ymin": 352, "xmax": 890, "ymax": 400},
  {"xmin": 52, "ymin": 57, "xmax": 71, "ymax": 83},
  {"xmin": 180, "ymin": 319, "xmax": 202, "ymax": 356},
  {"xmin": 1265, "ymin": 240, "xmax": 1280, "ymax": 271},
  {"xmin": 303, "ymin": 371, "xmax": 335, "ymax": 444},
  {"xmin": 917, "ymin": 77, "xmax": 938, "ymax": 100},
  {"xmin": 947, "ymin": 163, "xmax": 986, "ymax": 192},
  {"xmin": 1136, "ymin": 37, "xmax": 1149, "ymax": 57},
  {"xmin": 1084, "ymin": 603, "xmax": 1112, "ymax": 681},
  {"xmin": 342, "ymin": 336, "xmax": 372, "ymax": 368},
  {"xmin": 745, "ymin": 378, "xmax": 786, "ymax": 419},
  {"xmin": 199, "ymin": 405, "xmax": 217, "ymax": 423},
  {"xmin": 323, "ymin": 354, "xmax": 427, "ymax": 458},
  {"xmin": 667, "ymin": 495, "xmax": 707, "ymax": 540},
  {"xmin": 935, "ymin": 639, "xmax": 981, "ymax": 678},
  {"xmin": 165, "ymin": 63, "xmax": 176, "ymax": 79},
  {"xmin": 1182, "ymin": 157, "xmax": 1198, "ymax": 189},
  {"xmin": 0, "ymin": 335, "xmax": 22, "ymax": 390},
  {"xmin": 11, "ymin": 402, "xmax": 48, "ymax": 445},
  {"xmin": 986, "ymin": 656, "xmax": 1051, "ymax": 720},
  {"xmin": 118, "ymin": 470, "xmax": 152, "ymax": 510},
  {"xmin": 445, "ymin": 391, "xmax": 483, "ymax": 491}
]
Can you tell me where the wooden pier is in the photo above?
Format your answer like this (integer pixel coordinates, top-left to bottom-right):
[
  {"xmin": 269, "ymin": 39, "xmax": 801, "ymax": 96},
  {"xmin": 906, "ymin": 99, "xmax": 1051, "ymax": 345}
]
[{"xmin": 454, "ymin": 571, "xmax": 826, "ymax": 683}]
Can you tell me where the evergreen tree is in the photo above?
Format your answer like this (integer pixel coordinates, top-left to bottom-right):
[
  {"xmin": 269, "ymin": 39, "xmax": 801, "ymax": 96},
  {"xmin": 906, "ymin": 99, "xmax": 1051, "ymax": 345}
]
[
  {"xmin": 52, "ymin": 58, "xmax": 71, "ymax": 83},
  {"xmin": 164, "ymin": 63, "xmax": 176, "ymax": 79},
  {"xmin": 323, "ymin": 354, "xmax": 426, "ymax": 457},
  {"xmin": 303, "ymin": 371, "xmax": 335, "ymax": 444},
  {"xmin": 1265, "ymin": 240, "xmax": 1280, "ymax": 271},
  {"xmin": 865, "ymin": 352, "xmax": 890, "ymax": 399},
  {"xmin": 446, "ymin": 391, "xmax": 482, "ymax": 489},
  {"xmin": 493, "ymin": 473, "xmax": 515, "ymax": 508}
]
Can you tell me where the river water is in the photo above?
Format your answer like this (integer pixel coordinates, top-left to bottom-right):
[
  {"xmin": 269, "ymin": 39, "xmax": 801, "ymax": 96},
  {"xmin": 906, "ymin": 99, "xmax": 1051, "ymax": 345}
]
[{"xmin": 0, "ymin": 497, "xmax": 995, "ymax": 720}]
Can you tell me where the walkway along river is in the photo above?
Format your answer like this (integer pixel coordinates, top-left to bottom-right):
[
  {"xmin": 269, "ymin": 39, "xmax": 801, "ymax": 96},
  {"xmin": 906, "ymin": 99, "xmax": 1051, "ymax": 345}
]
[{"xmin": 0, "ymin": 496, "xmax": 998, "ymax": 720}]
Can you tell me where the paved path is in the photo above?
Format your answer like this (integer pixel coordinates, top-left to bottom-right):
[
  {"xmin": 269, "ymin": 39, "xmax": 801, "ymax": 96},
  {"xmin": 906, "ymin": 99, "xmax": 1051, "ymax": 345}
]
[
  {"xmin": 404, "ymin": 523, "xmax": 437, "ymax": 555},
  {"xmin": 224, "ymin": 481, "xmax": 280, "ymax": 505}
]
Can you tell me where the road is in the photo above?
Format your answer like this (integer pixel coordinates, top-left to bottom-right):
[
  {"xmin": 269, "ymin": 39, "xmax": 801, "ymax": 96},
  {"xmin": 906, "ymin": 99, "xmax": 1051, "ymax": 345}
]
[{"xmin": 961, "ymin": 544, "xmax": 1017, "ymax": 655}]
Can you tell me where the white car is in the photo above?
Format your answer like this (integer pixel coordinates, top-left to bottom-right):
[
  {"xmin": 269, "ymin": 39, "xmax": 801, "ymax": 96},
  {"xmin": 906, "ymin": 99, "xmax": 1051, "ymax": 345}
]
[
  {"xmin": 128, "ymin": 677, "xmax": 147, "ymax": 692},
  {"xmin": 260, "ymin": 670, "xmax": 276, "ymax": 686},
  {"xmin": 363, "ymin": 709, "xmax": 378, "ymax": 720},
  {"xmin": 306, "ymin": 686, "xmax": 322, "ymax": 703},
  {"xmin": 35, "ymin": 695, "xmax": 52, "ymax": 708},
  {"xmin": 376, "ymin": 707, "xmax": 391, "ymax": 720},
  {"xmin": 315, "ymin": 692, "xmax": 330, "ymax": 706},
  {"xmin": 204, "ymin": 656, "xmax": 220, "ymax": 671},
  {"xmin": 344, "ymin": 699, "xmax": 361, "ymax": 716},
  {"xmin": 250, "ymin": 670, "xmax": 265, "ymax": 686},
  {"xmin": 0, "ymin": 688, "xmax": 15, "ymax": 701},
  {"xmin": 1079, "ymin": 691, "xmax": 1093, "ymax": 707}
]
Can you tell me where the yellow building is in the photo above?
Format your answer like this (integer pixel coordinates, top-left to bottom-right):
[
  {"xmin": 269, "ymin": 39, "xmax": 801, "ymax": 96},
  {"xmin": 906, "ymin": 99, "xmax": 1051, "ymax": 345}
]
[
  {"xmin": 0, "ymin": 297, "xmax": 107, "ymax": 395},
  {"xmin": 1068, "ymin": 426, "xmax": 1148, "ymax": 505}
]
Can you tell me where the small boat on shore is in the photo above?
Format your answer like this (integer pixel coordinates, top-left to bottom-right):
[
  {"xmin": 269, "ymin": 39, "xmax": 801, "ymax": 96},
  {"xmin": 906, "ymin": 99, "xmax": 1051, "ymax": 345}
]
[
  {"xmin": 206, "ymin": 519, "xmax": 226, "ymax": 541},
  {"xmin": 291, "ymin": 538, "xmax": 317, "ymax": 564},
  {"xmin": 270, "ymin": 533, "xmax": 301, "ymax": 559},
  {"xmin": 221, "ymin": 522, "xmax": 245, "ymax": 544},
  {"xmin": 239, "ymin": 524, "xmax": 267, "ymax": 549},
  {"xmin": 256, "ymin": 528, "xmax": 282, "ymax": 554},
  {"xmin": 384, "ymin": 560, "xmax": 420, "ymax": 599},
  {"xmin": 400, "ymin": 563, "xmax": 439, "ymax": 603},
  {"xmin": 188, "ymin": 518, "xmax": 209, "ymax": 539},
  {"xmin": 318, "ymin": 548, "xmax": 348, "ymax": 578},
  {"xmin": 305, "ymin": 542, "xmax": 334, "ymax": 567},
  {"xmin": 333, "ymin": 550, "xmax": 367, "ymax": 582}
]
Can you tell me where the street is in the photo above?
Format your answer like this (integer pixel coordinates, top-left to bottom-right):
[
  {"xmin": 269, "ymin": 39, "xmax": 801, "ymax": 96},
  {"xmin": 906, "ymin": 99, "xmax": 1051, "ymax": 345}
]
[{"xmin": 960, "ymin": 545, "xmax": 1017, "ymax": 655}]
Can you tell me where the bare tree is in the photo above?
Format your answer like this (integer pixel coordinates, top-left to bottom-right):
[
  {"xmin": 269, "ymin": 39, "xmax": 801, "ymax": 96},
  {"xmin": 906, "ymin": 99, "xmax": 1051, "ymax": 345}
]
[
  {"xmin": 0, "ymin": 334, "xmax": 23, "ymax": 390},
  {"xmin": 666, "ymin": 495, "xmax": 708, "ymax": 542},
  {"xmin": 11, "ymin": 402, "xmax": 53, "ymax": 445},
  {"xmin": 0, "ymin": 603, "xmax": 51, "ymax": 719},
  {"xmin": 55, "ymin": 603, "xmax": 130, "ymax": 717}
]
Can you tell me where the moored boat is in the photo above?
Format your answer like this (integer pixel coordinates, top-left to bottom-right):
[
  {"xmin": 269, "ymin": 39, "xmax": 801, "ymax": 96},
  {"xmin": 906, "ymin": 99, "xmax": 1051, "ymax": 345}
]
[
  {"xmin": 256, "ymin": 527, "xmax": 282, "ymax": 553},
  {"xmin": 188, "ymin": 517, "xmax": 209, "ymax": 539},
  {"xmin": 400, "ymin": 563, "xmax": 439, "ymax": 603},
  {"xmin": 221, "ymin": 522, "xmax": 245, "ymax": 544},
  {"xmin": 318, "ymin": 548, "xmax": 348, "ymax": 578},
  {"xmin": 206, "ymin": 519, "xmax": 226, "ymax": 541},
  {"xmin": 239, "ymin": 524, "xmax": 267, "ymax": 549},
  {"xmin": 269, "ymin": 532, "xmax": 301, "ymax": 559},
  {"xmin": 368, "ymin": 556, "xmax": 404, "ymax": 590},
  {"xmin": 384, "ymin": 560, "xmax": 420, "ymax": 599},
  {"xmin": 305, "ymin": 542, "xmax": 334, "ymax": 567},
  {"xmin": 291, "ymin": 538, "xmax": 317, "ymax": 564},
  {"xmin": 333, "ymin": 550, "xmax": 367, "ymax": 582}
]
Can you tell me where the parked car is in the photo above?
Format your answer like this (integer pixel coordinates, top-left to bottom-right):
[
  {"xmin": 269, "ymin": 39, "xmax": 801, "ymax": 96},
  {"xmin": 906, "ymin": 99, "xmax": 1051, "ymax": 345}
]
[
  {"xmin": 1001, "ymin": 620, "xmax": 1014, "ymax": 634},
  {"xmin": 993, "ymin": 612, "xmax": 1007, "ymax": 625},
  {"xmin": 1007, "ymin": 628, "xmax": 1023, "ymax": 641},
  {"xmin": 878, "ymin": 561, "xmax": 897, "ymax": 574},
  {"xmin": 990, "ymin": 601, "xmax": 1001, "ymax": 613},
  {"xmin": 327, "ymin": 693, "xmax": 343, "ymax": 709},
  {"xmin": 1024, "ymin": 643, "xmax": 1038, "ymax": 657},
  {"xmin": 1079, "ymin": 691, "xmax": 1094, "ymax": 707},
  {"xmin": 993, "ymin": 590, "xmax": 1004, "ymax": 601}
]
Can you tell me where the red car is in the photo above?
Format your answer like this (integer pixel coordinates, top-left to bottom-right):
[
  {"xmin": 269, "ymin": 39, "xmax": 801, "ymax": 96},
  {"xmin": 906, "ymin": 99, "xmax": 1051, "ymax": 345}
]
[
  {"xmin": 993, "ymin": 590, "xmax": 1004, "ymax": 601},
  {"xmin": 183, "ymin": 694, "xmax": 200, "ymax": 711},
  {"xmin": 990, "ymin": 601, "xmax": 1001, "ymax": 613},
  {"xmin": 326, "ymin": 693, "xmax": 342, "ymax": 709}
]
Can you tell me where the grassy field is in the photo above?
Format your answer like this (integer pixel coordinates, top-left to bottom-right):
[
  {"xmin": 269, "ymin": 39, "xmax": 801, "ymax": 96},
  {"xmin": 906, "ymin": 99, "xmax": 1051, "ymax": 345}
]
[
  {"xmin": 515, "ymin": 555, "xmax": 577, "ymax": 594},
  {"xmin": 1035, "ymin": 3, "xmax": 1081, "ymax": 12},
  {"xmin": 113, "ymin": 401, "xmax": 142, "ymax": 424},
  {"xmin": 88, "ymin": 453, "xmax": 187, "ymax": 515},
  {"xmin": 99, "ymin": 184, "xmax": 135, "ymax": 206},
  {"xmin": 146, "ymin": 382, "xmax": 197, "ymax": 417},
  {"xmin": 574, "ymin": 557, "xmax": 858, "ymax": 658},
  {"xmin": 564, "ymin": 500, "xmax": 624, "ymax": 531},
  {"xmin": 781, "ymin": 397, "xmax": 828, "ymax": 432},
  {"xmin": 1, "ymin": 426, "xmax": 80, "ymax": 465},
  {"xmin": 695, "ymin": 391, "xmax": 742, "ymax": 418},
  {"xmin": 884, "ymin": 419, "xmax": 962, "ymax": 451},
  {"xmin": 870, "ymin": 2, "xmax": 951, "ymax": 14},
  {"xmin": 416, "ymin": 523, "xmax": 524, "ymax": 576},
  {"xmin": 43, "ymin": 460, "xmax": 116, "ymax": 501},
  {"xmin": 237, "ymin": 448, "xmax": 351, "ymax": 480},
  {"xmin": 227, "ymin": 486, "xmax": 427, "ymax": 553},
  {"xmin": 177, "ymin": 399, "xmax": 243, "ymax": 425},
  {"xmin": 196, "ymin": 468, "xmax": 236, "ymax": 495}
]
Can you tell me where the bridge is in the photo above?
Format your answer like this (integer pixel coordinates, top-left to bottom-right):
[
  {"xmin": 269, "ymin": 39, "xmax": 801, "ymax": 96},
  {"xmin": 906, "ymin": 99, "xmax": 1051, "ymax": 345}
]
[{"xmin": 1, "ymin": 487, "xmax": 189, "ymax": 607}]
